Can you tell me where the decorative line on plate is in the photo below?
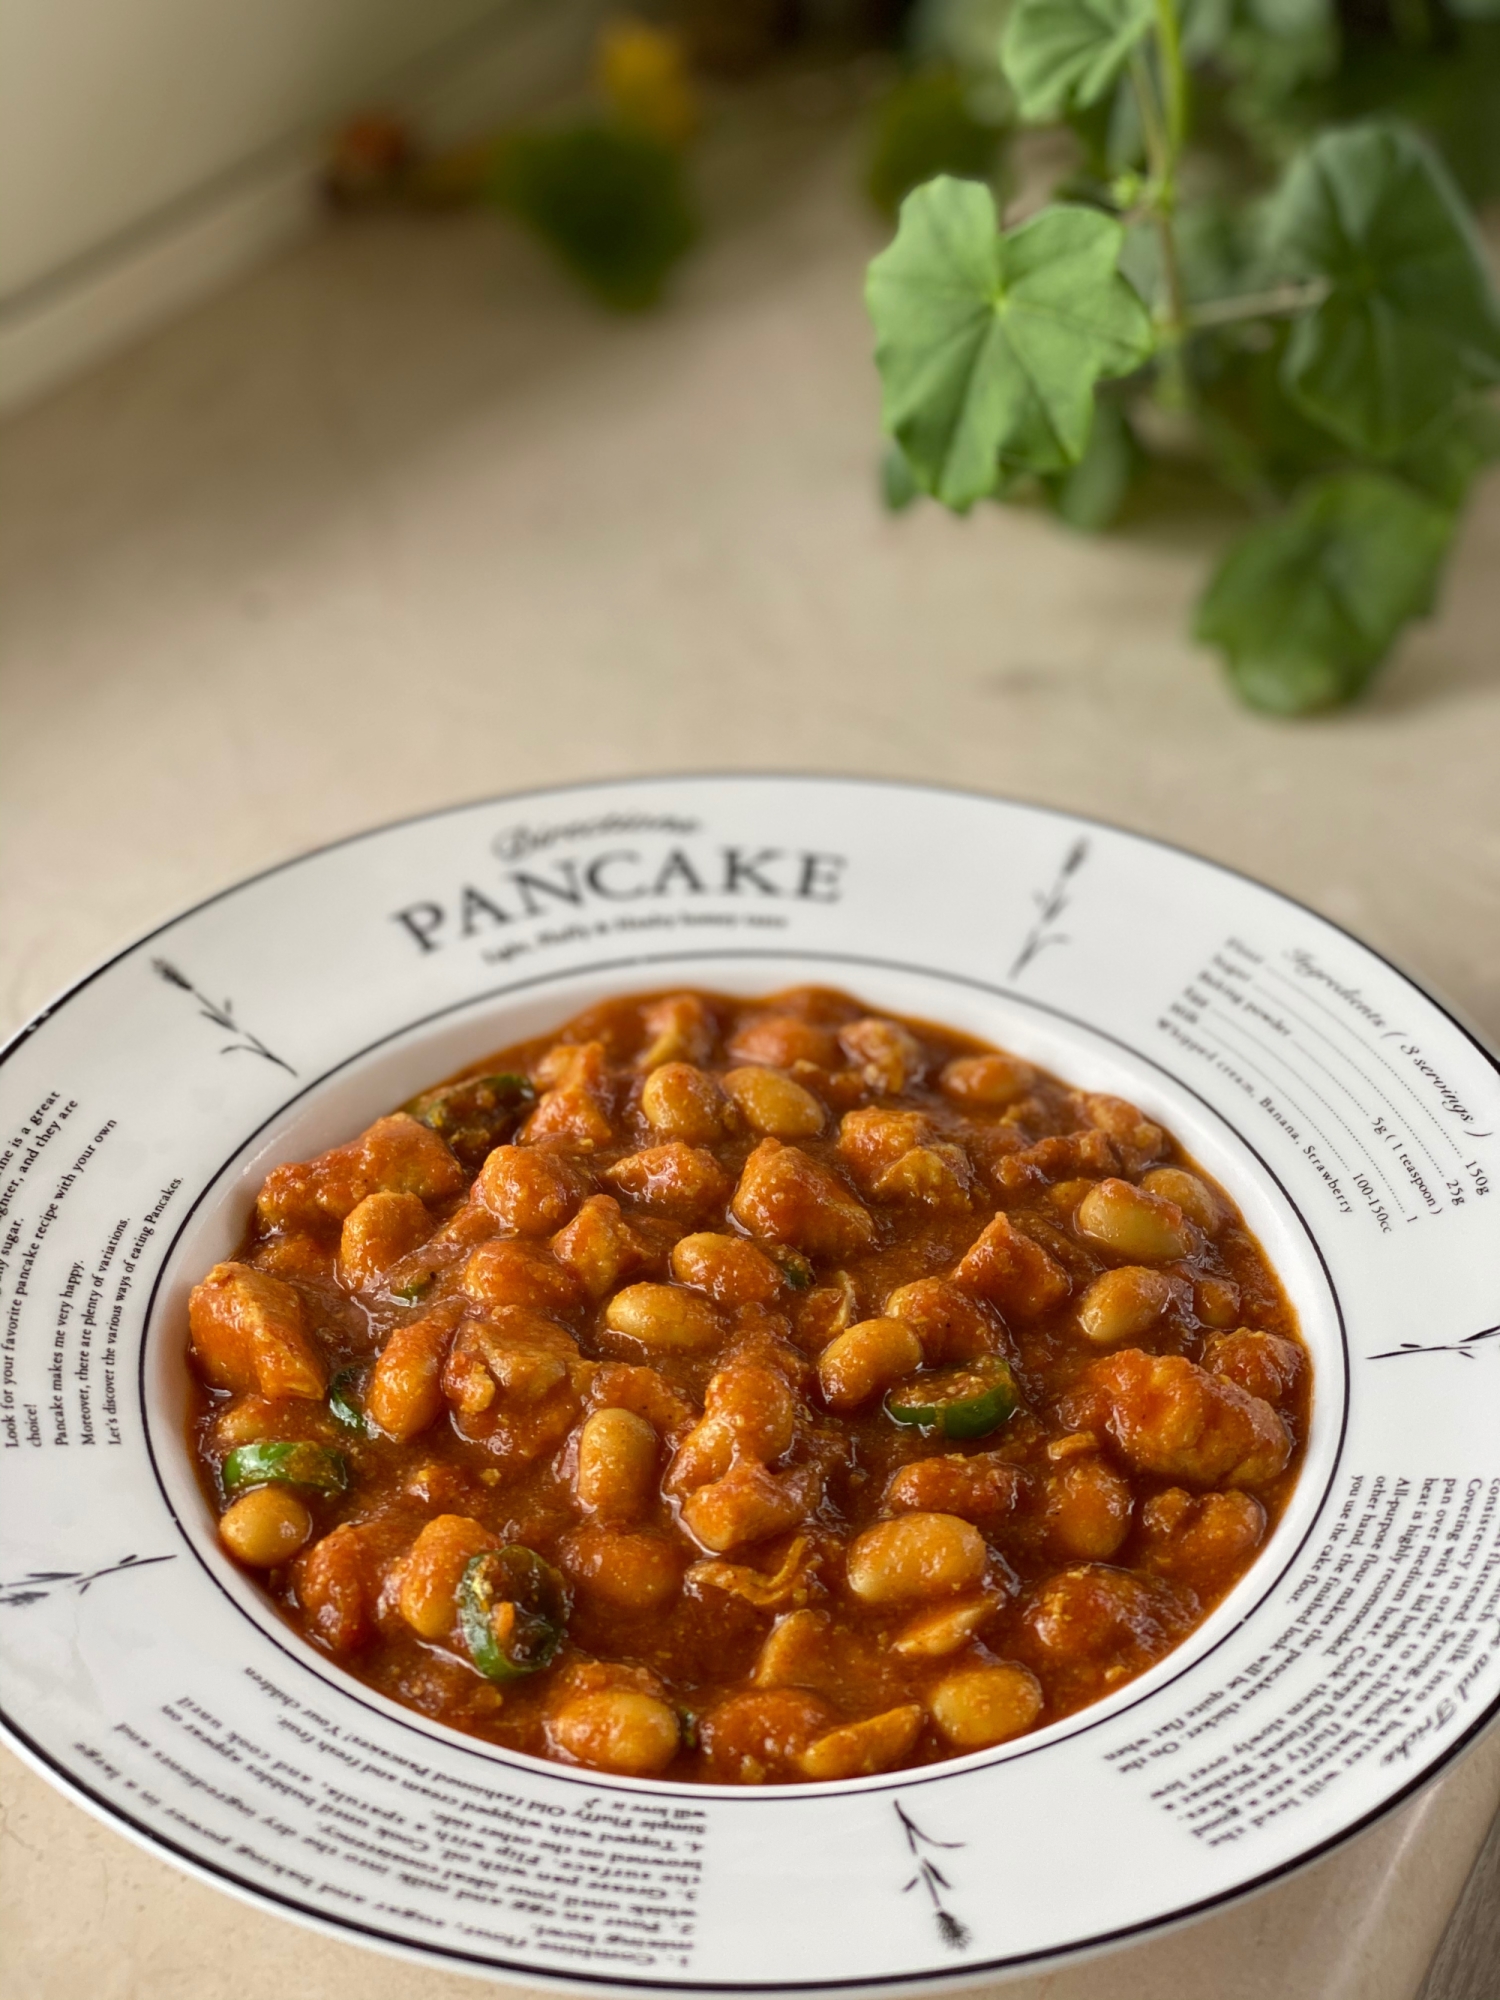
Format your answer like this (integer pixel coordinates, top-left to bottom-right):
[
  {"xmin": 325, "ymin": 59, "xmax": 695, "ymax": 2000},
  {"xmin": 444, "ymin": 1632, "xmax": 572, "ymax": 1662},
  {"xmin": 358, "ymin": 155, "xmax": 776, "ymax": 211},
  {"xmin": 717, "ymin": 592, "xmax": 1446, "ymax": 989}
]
[
  {"xmin": 894, "ymin": 1800, "xmax": 971, "ymax": 1952},
  {"xmin": 151, "ymin": 959, "xmax": 296, "ymax": 1075},
  {"xmin": 1008, "ymin": 838, "xmax": 1090, "ymax": 982},
  {"xmin": 0, "ymin": 1552, "xmax": 176, "ymax": 1609},
  {"xmin": 1370, "ymin": 1322, "xmax": 1500, "ymax": 1362}
]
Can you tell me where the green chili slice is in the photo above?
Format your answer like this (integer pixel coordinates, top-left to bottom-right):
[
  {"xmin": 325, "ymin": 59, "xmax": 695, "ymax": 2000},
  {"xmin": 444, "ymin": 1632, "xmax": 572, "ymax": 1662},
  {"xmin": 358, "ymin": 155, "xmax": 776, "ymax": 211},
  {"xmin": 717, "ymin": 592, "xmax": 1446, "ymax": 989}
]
[
  {"xmin": 403, "ymin": 1073, "xmax": 536, "ymax": 1167},
  {"xmin": 222, "ymin": 1441, "xmax": 350, "ymax": 1495},
  {"xmin": 327, "ymin": 1368, "xmax": 371, "ymax": 1436},
  {"xmin": 458, "ymin": 1546, "xmax": 569, "ymax": 1683},
  {"xmin": 884, "ymin": 1357, "xmax": 1019, "ymax": 1441},
  {"xmin": 773, "ymin": 1248, "xmax": 815, "ymax": 1291}
]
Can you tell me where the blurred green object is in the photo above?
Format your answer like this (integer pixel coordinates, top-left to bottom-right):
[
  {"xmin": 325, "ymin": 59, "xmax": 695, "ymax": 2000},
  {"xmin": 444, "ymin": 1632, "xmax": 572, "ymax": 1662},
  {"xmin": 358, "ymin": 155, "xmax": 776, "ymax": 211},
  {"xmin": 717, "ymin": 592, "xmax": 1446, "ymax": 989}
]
[
  {"xmin": 865, "ymin": 68, "xmax": 1005, "ymax": 218},
  {"xmin": 881, "ymin": 442, "xmax": 923, "ymax": 509},
  {"xmin": 1043, "ymin": 398, "xmax": 1139, "ymax": 528},
  {"xmin": 865, "ymin": 0, "xmax": 1500, "ymax": 719},
  {"xmin": 909, "ymin": 0, "xmax": 1018, "ymax": 122},
  {"xmin": 1270, "ymin": 124, "xmax": 1500, "ymax": 457},
  {"xmin": 1001, "ymin": 0, "xmax": 1155, "ymax": 121},
  {"xmin": 1195, "ymin": 472, "xmax": 1454, "ymax": 713},
  {"xmin": 491, "ymin": 123, "xmax": 697, "ymax": 310}
]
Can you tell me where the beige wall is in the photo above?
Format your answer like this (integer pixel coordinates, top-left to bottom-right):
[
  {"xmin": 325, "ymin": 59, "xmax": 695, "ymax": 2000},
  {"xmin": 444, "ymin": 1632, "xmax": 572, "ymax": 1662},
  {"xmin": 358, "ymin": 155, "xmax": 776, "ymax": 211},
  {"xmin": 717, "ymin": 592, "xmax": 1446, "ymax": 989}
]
[{"xmin": 0, "ymin": 0, "xmax": 598, "ymax": 409}]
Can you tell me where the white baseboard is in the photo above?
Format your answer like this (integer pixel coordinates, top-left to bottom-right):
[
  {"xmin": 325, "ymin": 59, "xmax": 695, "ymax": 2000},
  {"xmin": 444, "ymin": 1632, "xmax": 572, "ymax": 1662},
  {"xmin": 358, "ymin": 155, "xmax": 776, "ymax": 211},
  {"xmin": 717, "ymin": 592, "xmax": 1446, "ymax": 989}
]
[
  {"xmin": 0, "ymin": 159, "xmax": 319, "ymax": 416},
  {"xmin": 0, "ymin": 0, "xmax": 603, "ymax": 419}
]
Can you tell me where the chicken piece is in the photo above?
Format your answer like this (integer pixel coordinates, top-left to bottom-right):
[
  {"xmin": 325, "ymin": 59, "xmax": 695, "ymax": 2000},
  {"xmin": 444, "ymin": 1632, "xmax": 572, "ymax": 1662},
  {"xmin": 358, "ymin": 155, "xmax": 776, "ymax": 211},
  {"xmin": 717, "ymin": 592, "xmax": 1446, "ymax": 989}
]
[
  {"xmin": 952, "ymin": 1213, "xmax": 1070, "ymax": 1317},
  {"xmin": 441, "ymin": 1308, "xmax": 583, "ymax": 1469},
  {"xmin": 837, "ymin": 1107, "xmax": 932, "ymax": 1186},
  {"xmin": 941, "ymin": 1052, "xmax": 1035, "ymax": 1106},
  {"xmin": 722, "ymin": 1306, "xmax": 815, "ymax": 1389},
  {"xmin": 441, "ymin": 1308, "xmax": 580, "ymax": 1418},
  {"xmin": 730, "ymin": 1140, "xmax": 875, "ymax": 1259},
  {"xmin": 605, "ymin": 1144, "xmax": 730, "ymax": 1222},
  {"xmin": 462, "ymin": 1239, "xmax": 584, "ymax": 1319},
  {"xmin": 1139, "ymin": 1488, "xmax": 1267, "ymax": 1581},
  {"xmin": 252, "ymin": 1234, "xmax": 336, "ymax": 1287},
  {"xmin": 338, "ymin": 1190, "xmax": 432, "ymax": 1292},
  {"xmin": 884, "ymin": 1453, "xmax": 1026, "ymax": 1526},
  {"xmin": 384, "ymin": 1196, "xmax": 497, "ymax": 1299},
  {"xmin": 883, "ymin": 1277, "xmax": 1001, "ymax": 1362},
  {"xmin": 188, "ymin": 1262, "xmax": 327, "ymax": 1400},
  {"xmin": 366, "ymin": 1299, "xmax": 466, "ymax": 1441},
  {"xmin": 256, "ymin": 1114, "xmax": 464, "ymax": 1231},
  {"xmin": 795, "ymin": 1271, "xmax": 859, "ymax": 1350},
  {"xmin": 1080, "ymin": 1093, "xmax": 1166, "ymax": 1163},
  {"xmin": 1200, "ymin": 1328, "xmax": 1304, "ymax": 1407},
  {"xmin": 837, "ymin": 1108, "xmax": 972, "ymax": 1209},
  {"xmin": 211, "ymin": 1393, "xmax": 337, "ymax": 1451},
  {"xmin": 699, "ymin": 1688, "xmax": 835, "ymax": 1784},
  {"xmin": 636, "ymin": 992, "xmax": 717, "ymax": 1069},
  {"xmin": 838, "ymin": 1018, "xmax": 923, "ymax": 1095},
  {"xmin": 1058, "ymin": 1348, "xmax": 1292, "ymax": 1489},
  {"xmin": 666, "ymin": 1364, "xmax": 798, "ymax": 1493},
  {"xmin": 559, "ymin": 1527, "xmax": 682, "ymax": 1612},
  {"xmin": 476, "ymin": 1145, "xmax": 591, "ymax": 1235},
  {"xmin": 727, "ymin": 1015, "xmax": 841, "ymax": 1071},
  {"xmin": 990, "ymin": 1128, "xmax": 1116, "ymax": 1194},
  {"xmin": 550, "ymin": 1194, "xmax": 653, "ymax": 1299},
  {"xmin": 522, "ymin": 1041, "xmax": 615, "ymax": 1150},
  {"xmin": 1024, "ymin": 1564, "xmax": 1192, "ymax": 1669},
  {"xmin": 873, "ymin": 1145, "xmax": 972, "ymax": 1207},
  {"xmin": 680, "ymin": 1462, "xmax": 820, "ymax": 1553},
  {"xmin": 582, "ymin": 1363, "xmax": 697, "ymax": 1441}
]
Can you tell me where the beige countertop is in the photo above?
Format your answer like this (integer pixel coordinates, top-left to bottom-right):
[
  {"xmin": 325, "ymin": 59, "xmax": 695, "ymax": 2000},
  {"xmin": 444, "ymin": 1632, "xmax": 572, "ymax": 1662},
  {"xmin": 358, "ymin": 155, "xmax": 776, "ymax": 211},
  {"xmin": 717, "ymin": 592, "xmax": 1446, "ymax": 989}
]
[{"xmin": 3, "ymin": 90, "xmax": 1499, "ymax": 2000}]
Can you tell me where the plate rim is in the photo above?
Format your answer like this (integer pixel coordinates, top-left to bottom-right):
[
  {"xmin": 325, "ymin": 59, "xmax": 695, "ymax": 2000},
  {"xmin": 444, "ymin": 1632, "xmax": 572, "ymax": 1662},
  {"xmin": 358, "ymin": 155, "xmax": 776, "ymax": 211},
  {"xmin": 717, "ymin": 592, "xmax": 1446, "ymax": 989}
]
[{"xmin": 4, "ymin": 768, "xmax": 1498, "ymax": 1991}]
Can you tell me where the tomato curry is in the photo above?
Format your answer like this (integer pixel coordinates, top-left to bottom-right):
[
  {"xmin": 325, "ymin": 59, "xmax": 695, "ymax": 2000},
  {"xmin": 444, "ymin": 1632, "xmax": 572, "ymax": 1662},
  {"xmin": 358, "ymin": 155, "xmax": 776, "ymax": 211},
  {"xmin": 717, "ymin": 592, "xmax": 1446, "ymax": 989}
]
[{"xmin": 187, "ymin": 986, "xmax": 1308, "ymax": 1784}]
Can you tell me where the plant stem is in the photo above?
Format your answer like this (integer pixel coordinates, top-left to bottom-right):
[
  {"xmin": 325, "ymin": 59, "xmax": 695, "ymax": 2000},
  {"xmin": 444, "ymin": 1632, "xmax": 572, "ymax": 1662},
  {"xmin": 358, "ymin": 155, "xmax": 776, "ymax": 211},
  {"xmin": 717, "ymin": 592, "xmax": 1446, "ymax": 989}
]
[
  {"xmin": 1153, "ymin": 0, "xmax": 1187, "ymax": 153},
  {"xmin": 1130, "ymin": 14, "xmax": 1189, "ymax": 400},
  {"xmin": 1189, "ymin": 278, "xmax": 1332, "ymax": 329}
]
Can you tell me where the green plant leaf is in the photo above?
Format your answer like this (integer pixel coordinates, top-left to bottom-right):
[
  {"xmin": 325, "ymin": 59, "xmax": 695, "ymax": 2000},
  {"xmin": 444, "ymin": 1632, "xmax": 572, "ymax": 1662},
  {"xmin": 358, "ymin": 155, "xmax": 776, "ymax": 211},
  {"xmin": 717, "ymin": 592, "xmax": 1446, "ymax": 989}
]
[
  {"xmin": 881, "ymin": 441, "xmax": 923, "ymax": 510},
  {"xmin": 866, "ymin": 69, "xmax": 1005, "ymax": 221},
  {"xmin": 1044, "ymin": 398, "xmax": 1139, "ymax": 527},
  {"xmin": 1001, "ymin": 0, "xmax": 1155, "ymax": 120},
  {"xmin": 1391, "ymin": 400, "xmax": 1500, "ymax": 506},
  {"xmin": 1270, "ymin": 121, "xmax": 1500, "ymax": 456},
  {"xmin": 490, "ymin": 123, "xmax": 696, "ymax": 311},
  {"xmin": 1195, "ymin": 470, "xmax": 1453, "ymax": 711},
  {"xmin": 866, "ymin": 178, "xmax": 1153, "ymax": 506}
]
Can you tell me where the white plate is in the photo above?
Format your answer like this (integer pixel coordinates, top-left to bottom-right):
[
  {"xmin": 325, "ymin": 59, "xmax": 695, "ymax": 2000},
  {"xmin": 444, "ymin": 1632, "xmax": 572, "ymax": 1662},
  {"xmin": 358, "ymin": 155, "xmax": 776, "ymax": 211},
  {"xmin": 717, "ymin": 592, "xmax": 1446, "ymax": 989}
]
[{"xmin": 3, "ymin": 774, "xmax": 1498, "ymax": 1993}]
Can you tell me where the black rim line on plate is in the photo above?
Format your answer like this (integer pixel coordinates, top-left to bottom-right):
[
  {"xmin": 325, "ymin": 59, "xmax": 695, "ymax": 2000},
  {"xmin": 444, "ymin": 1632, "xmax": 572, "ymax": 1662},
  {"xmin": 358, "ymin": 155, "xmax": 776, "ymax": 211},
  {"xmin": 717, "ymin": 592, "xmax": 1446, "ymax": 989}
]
[{"xmin": 0, "ymin": 773, "xmax": 1485, "ymax": 1984}]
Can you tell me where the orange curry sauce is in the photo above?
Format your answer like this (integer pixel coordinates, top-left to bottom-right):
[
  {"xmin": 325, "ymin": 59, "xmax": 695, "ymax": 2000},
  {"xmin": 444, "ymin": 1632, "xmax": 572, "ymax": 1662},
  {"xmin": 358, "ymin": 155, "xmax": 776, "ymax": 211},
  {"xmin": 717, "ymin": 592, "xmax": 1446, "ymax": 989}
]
[{"xmin": 187, "ymin": 987, "xmax": 1308, "ymax": 1784}]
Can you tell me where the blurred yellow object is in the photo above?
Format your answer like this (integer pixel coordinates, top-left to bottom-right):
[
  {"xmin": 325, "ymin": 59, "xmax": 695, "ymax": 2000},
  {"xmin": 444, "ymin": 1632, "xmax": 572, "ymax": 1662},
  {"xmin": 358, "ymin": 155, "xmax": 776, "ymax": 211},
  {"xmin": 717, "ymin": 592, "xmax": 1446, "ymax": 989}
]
[{"xmin": 597, "ymin": 18, "xmax": 700, "ymax": 148}]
